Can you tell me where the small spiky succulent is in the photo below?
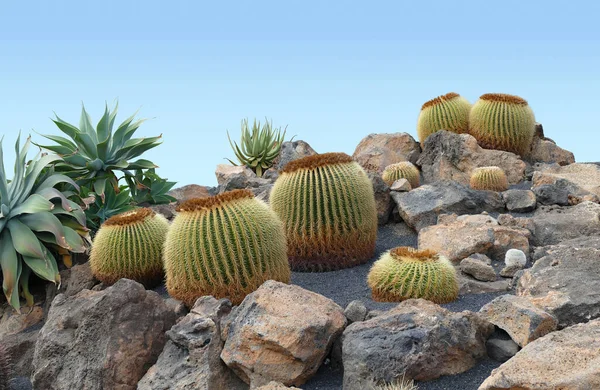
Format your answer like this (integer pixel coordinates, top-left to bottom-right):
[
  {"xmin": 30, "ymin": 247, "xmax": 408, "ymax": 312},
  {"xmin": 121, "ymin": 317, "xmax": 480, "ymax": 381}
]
[
  {"xmin": 367, "ymin": 247, "xmax": 459, "ymax": 304},
  {"xmin": 417, "ymin": 92, "xmax": 471, "ymax": 145},
  {"xmin": 381, "ymin": 162, "xmax": 420, "ymax": 188},
  {"xmin": 89, "ymin": 208, "xmax": 170, "ymax": 287},
  {"xmin": 270, "ymin": 152, "xmax": 378, "ymax": 271},
  {"xmin": 369, "ymin": 377, "xmax": 418, "ymax": 390},
  {"xmin": 469, "ymin": 166, "xmax": 509, "ymax": 192},
  {"xmin": 469, "ymin": 93, "xmax": 536, "ymax": 156},
  {"xmin": 164, "ymin": 189, "xmax": 290, "ymax": 306}
]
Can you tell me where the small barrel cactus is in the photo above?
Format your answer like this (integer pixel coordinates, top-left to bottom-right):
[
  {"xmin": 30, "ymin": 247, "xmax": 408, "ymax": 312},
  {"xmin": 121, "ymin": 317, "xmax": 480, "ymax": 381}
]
[
  {"xmin": 417, "ymin": 92, "xmax": 471, "ymax": 144},
  {"xmin": 470, "ymin": 166, "xmax": 509, "ymax": 191},
  {"xmin": 90, "ymin": 208, "xmax": 170, "ymax": 287},
  {"xmin": 270, "ymin": 152, "xmax": 378, "ymax": 271},
  {"xmin": 367, "ymin": 247, "xmax": 459, "ymax": 304},
  {"xmin": 164, "ymin": 189, "xmax": 290, "ymax": 306},
  {"xmin": 381, "ymin": 161, "xmax": 420, "ymax": 188},
  {"xmin": 469, "ymin": 93, "xmax": 536, "ymax": 156}
]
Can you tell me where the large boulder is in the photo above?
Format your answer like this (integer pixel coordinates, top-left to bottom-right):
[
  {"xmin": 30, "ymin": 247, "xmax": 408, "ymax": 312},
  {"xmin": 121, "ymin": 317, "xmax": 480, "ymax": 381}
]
[
  {"xmin": 391, "ymin": 181, "xmax": 505, "ymax": 231},
  {"xmin": 416, "ymin": 130, "xmax": 526, "ymax": 185},
  {"xmin": 342, "ymin": 299, "xmax": 494, "ymax": 389},
  {"xmin": 273, "ymin": 140, "xmax": 317, "ymax": 171},
  {"xmin": 527, "ymin": 123, "xmax": 576, "ymax": 166},
  {"xmin": 479, "ymin": 319, "xmax": 600, "ymax": 390},
  {"xmin": 531, "ymin": 163, "xmax": 600, "ymax": 199},
  {"xmin": 352, "ymin": 132, "xmax": 421, "ymax": 173},
  {"xmin": 215, "ymin": 164, "xmax": 271, "ymax": 193},
  {"xmin": 530, "ymin": 202, "xmax": 600, "ymax": 246},
  {"xmin": 31, "ymin": 279, "xmax": 178, "ymax": 390},
  {"xmin": 220, "ymin": 281, "xmax": 346, "ymax": 387}
]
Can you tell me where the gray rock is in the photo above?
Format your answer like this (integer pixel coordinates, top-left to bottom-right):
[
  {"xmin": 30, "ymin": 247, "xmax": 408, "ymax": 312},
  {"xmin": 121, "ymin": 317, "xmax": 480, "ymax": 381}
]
[
  {"xmin": 459, "ymin": 276, "xmax": 510, "ymax": 295},
  {"xmin": 251, "ymin": 184, "xmax": 274, "ymax": 204},
  {"xmin": 502, "ymin": 189, "xmax": 537, "ymax": 213},
  {"xmin": 460, "ymin": 257, "xmax": 497, "ymax": 282},
  {"xmin": 215, "ymin": 164, "xmax": 272, "ymax": 193},
  {"xmin": 31, "ymin": 279, "xmax": 177, "ymax": 390},
  {"xmin": 499, "ymin": 264, "xmax": 523, "ymax": 278},
  {"xmin": 486, "ymin": 337, "xmax": 520, "ymax": 363},
  {"xmin": 368, "ymin": 173, "xmax": 393, "ymax": 225},
  {"xmin": 0, "ymin": 328, "xmax": 38, "ymax": 378},
  {"xmin": 527, "ymin": 123, "xmax": 575, "ymax": 166},
  {"xmin": 352, "ymin": 132, "xmax": 421, "ymax": 173},
  {"xmin": 274, "ymin": 140, "xmax": 317, "ymax": 171},
  {"xmin": 390, "ymin": 178, "xmax": 412, "ymax": 192},
  {"xmin": 532, "ymin": 180, "xmax": 571, "ymax": 206},
  {"xmin": 341, "ymin": 299, "xmax": 494, "ymax": 388},
  {"xmin": 64, "ymin": 262, "xmax": 98, "ymax": 297},
  {"xmin": 344, "ymin": 300, "xmax": 367, "ymax": 324},
  {"xmin": 530, "ymin": 201, "xmax": 600, "ymax": 246}
]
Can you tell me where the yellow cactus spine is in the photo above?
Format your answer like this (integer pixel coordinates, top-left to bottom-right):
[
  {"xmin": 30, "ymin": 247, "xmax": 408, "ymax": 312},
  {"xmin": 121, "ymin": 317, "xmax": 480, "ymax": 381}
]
[
  {"xmin": 468, "ymin": 93, "xmax": 536, "ymax": 156},
  {"xmin": 90, "ymin": 208, "xmax": 170, "ymax": 287},
  {"xmin": 367, "ymin": 247, "xmax": 459, "ymax": 304},
  {"xmin": 164, "ymin": 189, "xmax": 290, "ymax": 306},
  {"xmin": 469, "ymin": 166, "xmax": 509, "ymax": 191},
  {"xmin": 417, "ymin": 92, "xmax": 471, "ymax": 145},
  {"xmin": 381, "ymin": 161, "xmax": 420, "ymax": 188},
  {"xmin": 270, "ymin": 152, "xmax": 378, "ymax": 271}
]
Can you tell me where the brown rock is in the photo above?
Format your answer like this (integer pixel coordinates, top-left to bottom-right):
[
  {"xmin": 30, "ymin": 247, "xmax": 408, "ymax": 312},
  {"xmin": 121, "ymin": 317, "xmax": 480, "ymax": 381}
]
[
  {"xmin": 254, "ymin": 382, "xmax": 302, "ymax": 390},
  {"xmin": 64, "ymin": 262, "xmax": 98, "ymax": 296},
  {"xmin": 390, "ymin": 178, "xmax": 412, "ymax": 192},
  {"xmin": 528, "ymin": 124, "xmax": 576, "ymax": 166},
  {"xmin": 461, "ymin": 257, "xmax": 497, "ymax": 282},
  {"xmin": 531, "ymin": 163, "xmax": 600, "ymax": 198},
  {"xmin": 353, "ymin": 133, "xmax": 421, "ymax": 173},
  {"xmin": 215, "ymin": 164, "xmax": 270, "ymax": 192},
  {"xmin": 459, "ymin": 276, "xmax": 510, "ymax": 295},
  {"xmin": 0, "ymin": 305, "xmax": 43, "ymax": 338},
  {"xmin": 168, "ymin": 184, "xmax": 213, "ymax": 202}
]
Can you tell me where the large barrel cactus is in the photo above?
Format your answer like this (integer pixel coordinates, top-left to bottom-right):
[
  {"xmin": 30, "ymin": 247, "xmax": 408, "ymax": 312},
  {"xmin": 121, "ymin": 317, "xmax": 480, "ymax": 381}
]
[
  {"xmin": 270, "ymin": 152, "xmax": 378, "ymax": 271},
  {"xmin": 90, "ymin": 208, "xmax": 170, "ymax": 287},
  {"xmin": 417, "ymin": 92, "xmax": 471, "ymax": 144},
  {"xmin": 164, "ymin": 189, "xmax": 290, "ymax": 306},
  {"xmin": 367, "ymin": 247, "xmax": 459, "ymax": 304},
  {"xmin": 469, "ymin": 93, "xmax": 536, "ymax": 156},
  {"xmin": 470, "ymin": 166, "xmax": 509, "ymax": 192}
]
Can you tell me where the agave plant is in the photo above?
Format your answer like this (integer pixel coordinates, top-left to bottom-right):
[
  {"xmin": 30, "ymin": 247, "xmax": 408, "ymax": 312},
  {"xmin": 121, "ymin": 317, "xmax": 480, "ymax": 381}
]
[
  {"xmin": 80, "ymin": 183, "xmax": 134, "ymax": 232},
  {"xmin": 124, "ymin": 168, "xmax": 176, "ymax": 206},
  {"xmin": 0, "ymin": 135, "xmax": 90, "ymax": 310},
  {"xmin": 226, "ymin": 118, "xmax": 291, "ymax": 177}
]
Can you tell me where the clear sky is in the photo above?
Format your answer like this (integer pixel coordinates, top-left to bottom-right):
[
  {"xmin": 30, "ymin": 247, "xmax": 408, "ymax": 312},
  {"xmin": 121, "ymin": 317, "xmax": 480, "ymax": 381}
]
[{"xmin": 1, "ymin": 1, "xmax": 599, "ymax": 187}]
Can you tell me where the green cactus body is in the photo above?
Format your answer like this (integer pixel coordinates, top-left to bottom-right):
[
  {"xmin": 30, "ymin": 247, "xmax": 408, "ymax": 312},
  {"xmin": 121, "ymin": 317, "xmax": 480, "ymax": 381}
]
[
  {"xmin": 470, "ymin": 166, "xmax": 509, "ymax": 191},
  {"xmin": 381, "ymin": 161, "xmax": 420, "ymax": 188},
  {"xmin": 468, "ymin": 93, "xmax": 536, "ymax": 156},
  {"xmin": 164, "ymin": 189, "xmax": 290, "ymax": 306},
  {"xmin": 90, "ymin": 208, "xmax": 170, "ymax": 287},
  {"xmin": 270, "ymin": 152, "xmax": 378, "ymax": 272},
  {"xmin": 367, "ymin": 247, "xmax": 459, "ymax": 304},
  {"xmin": 417, "ymin": 92, "xmax": 471, "ymax": 145}
]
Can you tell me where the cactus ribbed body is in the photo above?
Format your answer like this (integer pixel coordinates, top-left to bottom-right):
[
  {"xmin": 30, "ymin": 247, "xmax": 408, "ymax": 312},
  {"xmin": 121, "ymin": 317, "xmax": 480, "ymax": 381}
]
[
  {"xmin": 367, "ymin": 247, "xmax": 459, "ymax": 304},
  {"xmin": 417, "ymin": 92, "xmax": 471, "ymax": 144},
  {"xmin": 270, "ymin": 152, "xmax": 378, "ymax": 271},
  {"xmin": 90, "ymin": 208, "xmax": 170, "ymax": 287},
  {"xmin": 470, "ymin": 166, "xmax": 509, "ymax": 191},
  {"xmin": 469, "ymin": 93, "xmax": 536, "ymax": 156},
  {"xmin": 381, "ymin": 161, "xmax": 420, "ymax": 188},
  {"xmin": 164, "ymin": 189, "xmax": 290, "ymax": 306}
]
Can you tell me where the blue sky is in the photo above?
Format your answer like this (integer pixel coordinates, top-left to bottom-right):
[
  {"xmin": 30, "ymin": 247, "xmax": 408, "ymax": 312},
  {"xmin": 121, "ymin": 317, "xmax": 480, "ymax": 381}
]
[{"xmin": 1, "ymin": 1, "xmax": 599, "ymax": 186}]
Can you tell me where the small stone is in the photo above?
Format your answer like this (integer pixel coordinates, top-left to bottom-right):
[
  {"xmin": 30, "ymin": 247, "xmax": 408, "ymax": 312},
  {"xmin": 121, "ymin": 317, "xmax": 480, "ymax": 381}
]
[
  {"xmin": 505, "ymin": 249, "xmax": 527, "ymax": 268},
  {"xmin": 390, "ymin": 178, "xmax": 412, "ymax": 192},
  {"xmin": 486, "ymin": 337, "xmax": 520, "ymax": 363},
  {"xmin": 344, "ymin": 300, "xmax": 367, "ymax": 323},
  {"xmin": 460, "ymin": 257, "xmax": 497, "ymax": 282},
  {"xmin": 502, "ymin": 189, "xmax": 537, "ymax": 213},
  {"xmin": 500, "ymin": 264, "xmax": 522, "ymax": 278},
  {"xmin": 459, "ymin": 276, "xmax": 510, "ymax": 295}
]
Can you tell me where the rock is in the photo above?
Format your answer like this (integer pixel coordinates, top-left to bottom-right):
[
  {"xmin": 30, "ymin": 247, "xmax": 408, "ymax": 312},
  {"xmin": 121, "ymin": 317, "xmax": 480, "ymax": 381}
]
[
  {"xmin": 486, "ymin": 337, "xmax": 520, "ymax": 363},
  {"xmin": 479, "ymin": 295, "xmax": 558, "ymax": 347},
  {"xmin": 254, "ymin": 382, "xmax": 302, "ymax": 390},
  {"xmin": 215, "ymin": 164, "xmax": 271, "ymax": 192},
  {"xmin": 221, "ymin": 281, "xmax": 346, "ymax": 387},
  {"xmin": 342, "ymin": 299, "xmax": 494, "ymax": 388},
  {"xmin": 517, "ymin": 245, "xmax": 600, "ymax": 328},
  {"xmin": 352, "ymin": 132, "xmax": 421, "ymax": 173},
  {"xmin": 532, "ymin": 178, "xmax": 573, "ymax": 206},
  {"xmin": 262, "ymin": 168, "xmax": 279, "ymax": 182},
  {"xmin": 368, "ymin": 173, "xmax": 393, "ymax": 225},
  {"xmin": 416, "ymin": 130, "xmax": 526, "ymax": 186},
  {"xmin": 138, "ymin": 296, "xmax": 246, "ymax": 390},
  {"xmin": 530, "ymin": 202, "xmax": 600, "ymax": 246},
  {"xmin": 164, "ymin": 298, "xmax": 189, "ymax": 318},
  {"xmin": 391, "ymin": 181, "xmax": 505, "ymax": 232},
  {"xmin": 0, "ymin": 328, "xmax": 38, "ymax": 377},
  {"xmin": 499, "ymin": 264, "xmax": 522, "ymax": 278},
  {"xmin": 251, "ymin": 184, "xmax": 274, "ymax": 204},
  {"xmin": 0, "ymin": 306, "xmax": 43, "ymax": 338},
  {"xmin": 460, "ymin": 257, "xmax": 497, "ymax": 282},
  {"xmin": 344, "ymin": 300, "xmax": 367, "ymax": 324},
  {"xmin": 479, "ymin": 319, "xmax": 600, "ymax": 390},
  {"xmin": 497, "ymin": 214, "xmax": 535, "ymax": 234},
  {"xmin": 502, "ymin": 189, "xmax": 537, "ymax": 213},
  {"xmin": 273, "ymin": 140, "xmax": 317, "ymax": 171},
  {"xmin": 168, "ymin": 184, "xmax": 213, "ymax": 202},
  {"xmin": 532, "ymin": 236, "xmax": 600, "ymax": 262},
  {"xmin": 390, "ymin": 178, "xmax": 412, "ymax": 192},
  {"xmin": 459, "ymin": 276, "xmax": 510, "ymax": 295},
  {"xmin": 528, "ymin": 124, "xmax": 575, "ymax": 166},
  {"xmin": 64, "ymin": 262, "xmax": 98, "ymax": 296},
  {"xmin": 504, "ymin": 249, "xmax": 527, "ymax": 268},
  {"xmin": 31, "ymin": 279, "xmax": 177, "ymax": 390},
  {"xmin": 532, "ymin": 163, "xmax": 600, "ymax": 198}
]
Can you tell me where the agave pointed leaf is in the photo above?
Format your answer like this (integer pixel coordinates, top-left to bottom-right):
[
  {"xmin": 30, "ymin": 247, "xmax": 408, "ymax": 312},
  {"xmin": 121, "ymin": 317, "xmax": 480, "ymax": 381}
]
[
  {"xmin": 7, "ymin": 219, "xmax": 46, "ymax": 259},
  {"xmin": 34, "ymin": 133, "xmax": 77, "ymax": 151},
  {"xmin": 19, "ymin": 266, "xmax": 34, "ymax": 307},
  {"xmin": 15, "ymin": 153, "xmax": 63, "ymax": 206},
  {"xmin": 35, "ymin": 188, "xmax": 74, "ymax": 211},
  {"xmin": 0, "ymin": 231, "xmax": 22, "ymax": 310},
  {"xmin": 73, "ymin": 131, "xmax": 98, "ymax": 159},
  {"xmin": 52, "ymin": 201, "xmax": 86, "ymax": 226},
  {"xmin": 119, "ymin": 118, "xmax": 147, "ymax": 145},
  {"xmin": 35, "ymin": 173, "xmax": 79, "ymax": 192},
  {"xmin": 62, "ymin": 154, "xmax": 89, "ymax": 167},
  {"xmin": 93, "ymin": 177, "xmax": 107, "ymax": 202},
  {"xmin": 19, "ymin": 212, "xmax": 68, "ymax": 248},
  {"xmin": 8, "ymin": 134, "xmax": 29, "ymax": 199},
  {"xmin": 52, "ymin": 114, "xmax": 81, "ymax": 139},
  {"xmin": 0, "ymin": 137, "xmax": 9, "ymax": 202},
  {"xmin": 108, "ymin": 101, "xmax": 119, "ymax": 131},
  {"xmin": 225, "ymin": 158, "xmax": 239, "ymax": 166},
  {"xmin": 8, "ymin": 194, "xmax": 54, "ymax": 218},
  {"xmin": 126, "ymin": 159, "xmax": 157, "ymax": 170},
  {"xmin": 34, "ymin": 144, "xmax": 75, "ymax": 156},
  {"xmin": 63, "ymin": 226, "xmax": 86, "ymax": 253},
  {"xmin": 96, "ymin": 103, "xmax": 111, "ymax": 143},
  {"xmin": 79, "ymin": 103, "xmax": 98, "ymax": 144},
  {"xmin": 22, "ymin": 251, "xmax": 59, "ymax": 284}
]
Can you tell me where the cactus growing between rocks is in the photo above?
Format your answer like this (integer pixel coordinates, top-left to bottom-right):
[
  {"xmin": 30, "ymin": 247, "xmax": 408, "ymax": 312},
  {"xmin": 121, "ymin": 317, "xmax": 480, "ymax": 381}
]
[
  {"xmin": 468, "ymin": 93, "xmax": 536, "ymax": 156},
  {"xmin": 417, "ymin": 92, "xmax": 471, "ymax": 144},
  {"xmin": 163, "ymin": 189, "xmax": 290, "ymax": 306},
  {"xmin": 270, "ymin": 153, "xmax": 378, "ymax": 271},
  {"xmin": 381, "ymin": 161, "xmax": 420, "ymax": 188},
  {"xmin": 367, "ymin": 247, "xmax": 459, "ymax": 304},
  {"xmin": 469, "ymin": 166, "xmax": 509, "ymax": 192},
  {"xmin": 89, "ymin": 208, "xmax": 170, "ymax": 287}
]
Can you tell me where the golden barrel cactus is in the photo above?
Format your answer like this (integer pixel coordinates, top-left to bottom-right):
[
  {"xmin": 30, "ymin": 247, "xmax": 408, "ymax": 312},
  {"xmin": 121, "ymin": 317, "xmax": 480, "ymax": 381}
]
[
  {"xmin": 367, "ymin": 247, "xmax": 459, "ymax": 304},
  {"xmin": 90, "ymin": 208, "xmax": 170, "ymax": 287},
  {"xmin": 270, "ymin": 152, "xmax": 378, "ymax": 271},
  {"xmin": 381, "ymin": 161, "xmax": 420, "ymax": 188},
  {"xmin": 164, "ymin": 189, "xmax": 290, "ymax": 306},
  {"xmin": 417, "ymin": 92, "xmax": 471, "ymax": 145},
  {"xmin": 469, "ymin": 166, "xmax": 509, "ymax": 191}
]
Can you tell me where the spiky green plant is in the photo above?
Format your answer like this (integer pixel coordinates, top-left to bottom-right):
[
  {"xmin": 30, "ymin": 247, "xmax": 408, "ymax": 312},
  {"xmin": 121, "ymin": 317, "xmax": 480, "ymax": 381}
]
[
  {"xmin": 226, "ymin": 118, "xmax": 291, "ymax": 177},
  {"xmin": 81, "ymin": 183, "xmax": 134, "ymax": 232},
  {"xmin": 469, "ymin": 166, "xmax": 509, "ymax": 192},
  {"xmin": 468, "ymin": 93, "xmax": 536, "ymax": 156},
  {"xmin": 367, "ymin": 247, "xmax": 459, "ymax": 304},
  {"xmin": 369, "ymin": 377, "xmax": 418, "ymax": 390},
  {"xmin": 90, "ymin": 208, "xmax": 170, "ymax": 287},
  {"xmin": 417, "ymin": 92, "xmax": 471, "ymax": 145},
  {"xmin": 124, "ymin": 168, "xmax": 176, "ymax": 206},
  {"xmin": 270, "ymin": 152, "xmax": 378, "ymax": 272},
  {"xmin": 164, "ymin": 189, "xmax": 290, "ymax": 306},
  {"xmin": 0, "ymin": 135, "xmax": 89, "ymax": 310},
  {"xmin": 381, "ymin": 162, "xmax": 420, "ymax": 188}
]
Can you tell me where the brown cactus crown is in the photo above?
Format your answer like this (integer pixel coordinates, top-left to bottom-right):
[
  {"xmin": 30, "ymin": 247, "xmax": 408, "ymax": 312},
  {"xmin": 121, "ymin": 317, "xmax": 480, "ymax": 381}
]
[
  {"xmin": 280, "ymin": 152, "xmax": 354, "ymax": 174},
  {"xmin": 104, "ymin": 208, "xmax": 155, "ymax": 227},
  {"xmin": 176, "ymin": 189, "xmax": 254, "ymax": 212},
  {"xmin": 479, "ymin": 93, "xmax": 528, "ymax": 105},
  {"xmin": 390, "ymin": 247, "xmax": 440, "ymax": 262},
  {"xmin": 421, "ymin": 92, "xmax": 461, "ymax": 110}
]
